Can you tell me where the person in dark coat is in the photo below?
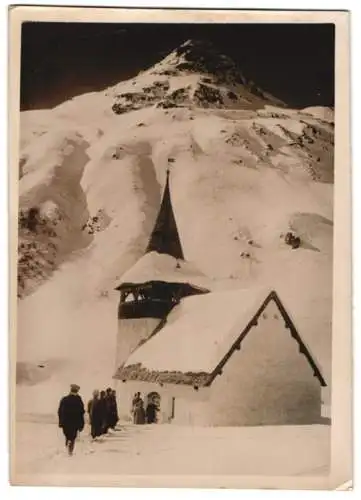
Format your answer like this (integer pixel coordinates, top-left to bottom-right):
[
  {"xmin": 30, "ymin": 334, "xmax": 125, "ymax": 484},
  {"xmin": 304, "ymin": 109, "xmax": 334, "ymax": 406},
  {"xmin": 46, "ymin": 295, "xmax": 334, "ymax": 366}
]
[
  {"xmin": 145, "ymin": 399, "xmax": 159, "ymax": 424},
  {"xmin": 108, "ymin": 389, "xmax": 119, "ymax": 430},
  {"xmin": 104, "ymin": 387, "xmax": 118, "ymax": 433},
  {"xmin": 99, "ymin": 391, "xmax": 107, "ymax": 434},
  {"xmin": 134, "ymin": 399, "xmax": 145, "ymax": 425},
  {"xmin": 131, "ymin": 392, "xmax": 142, "ymax": 423},
  {"xmin": 103, "ymin": 388, "xmax": 111, "ymax": 434},
  {"xmin": 58, "ymin": 384, "xmax": 85, "ymax": 455},
  {"xmin": 98, "ymin": 390, "xmax": 108, "ymax": 435},
  {"xmin": 87, "ymin": 390, "xmax": 103, "ymax": 440}
]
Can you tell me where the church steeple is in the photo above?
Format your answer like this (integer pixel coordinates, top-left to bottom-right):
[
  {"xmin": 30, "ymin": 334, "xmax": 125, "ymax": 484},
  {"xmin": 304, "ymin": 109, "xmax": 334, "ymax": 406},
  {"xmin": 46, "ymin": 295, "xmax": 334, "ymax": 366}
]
[
  {"xmin": 114, "ymin": 167, "xmax": 209, "ymax": 371},
  {"xmin": 146, "ymin": 169, "xmax": 184, "ymax": 260}
]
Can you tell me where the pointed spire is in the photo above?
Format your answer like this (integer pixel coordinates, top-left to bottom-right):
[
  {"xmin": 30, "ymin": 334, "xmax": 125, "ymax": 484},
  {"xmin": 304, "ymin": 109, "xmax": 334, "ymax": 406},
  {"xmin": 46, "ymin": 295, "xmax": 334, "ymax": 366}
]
[{"xmin": 146, "ymin": 168, "xmax": 184, "ymax": 260}]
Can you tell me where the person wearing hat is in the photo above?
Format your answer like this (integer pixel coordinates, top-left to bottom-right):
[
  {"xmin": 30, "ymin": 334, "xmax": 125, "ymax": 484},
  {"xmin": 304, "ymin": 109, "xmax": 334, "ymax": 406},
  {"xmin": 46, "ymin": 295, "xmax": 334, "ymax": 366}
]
[
  {"xmin": 58, "ymin": 384, "xmax": 85, "ymax": 456},
  {"xmin": 104, "ymin": 387, "xmax": 119, "ymax": 433}
]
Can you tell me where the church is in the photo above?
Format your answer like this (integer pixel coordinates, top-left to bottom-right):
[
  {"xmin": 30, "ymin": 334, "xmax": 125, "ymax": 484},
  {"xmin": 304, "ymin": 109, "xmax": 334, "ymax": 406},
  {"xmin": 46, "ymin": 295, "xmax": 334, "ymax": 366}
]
[{"xmin": 113, "ymin": 169, "xmax": 327, "ymax": 426}]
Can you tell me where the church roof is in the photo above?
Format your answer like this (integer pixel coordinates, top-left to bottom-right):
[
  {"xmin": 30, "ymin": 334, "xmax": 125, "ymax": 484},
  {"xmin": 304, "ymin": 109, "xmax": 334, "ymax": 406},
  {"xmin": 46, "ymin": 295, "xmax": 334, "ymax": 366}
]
[
  {"xmin": 114, "ymin": 288, "xmax": 327, "ymax": 387},
  {"xmin": 115, "ymin": 169, "xmax": 210, "ymax": 291},
  {"xmin": 146, "ymin": 169, "xmax": 184, "ymax": 259},
  {"xmin": 115, "ymin": 251, "xmax": 210, "ymax": 292}
]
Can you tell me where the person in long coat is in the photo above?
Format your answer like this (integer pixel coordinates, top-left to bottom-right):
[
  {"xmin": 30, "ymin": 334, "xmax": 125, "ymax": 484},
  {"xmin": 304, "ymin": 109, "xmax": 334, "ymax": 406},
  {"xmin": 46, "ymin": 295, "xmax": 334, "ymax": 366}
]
[
  {"xmin": 134, "ymin": 399, "xmax": 145, "ymax": 425},
  {"xmin": 145, "ymin": 399, "xmax": 159, "ymax": 424},
  {"xmin": 108, "ymin": 389, "xmax": 119, "ymax": 430},
  {"xmin": 58, "ymin": 384, "xmax": 85, "ymax": 455},
  {"xmin": 87, "ymin": 390, "xmax": 103, "ymax": 440},
  {"xmin": 131, "ymin": 392, "xmax": 142, "ymax": 423},
  {"xmin": 98, "ymin": 390, "xmax": 108, "ymax": 435},
  {"xmin": 103, "ymin": 387, "xmax": 118, "ymax": 432}
]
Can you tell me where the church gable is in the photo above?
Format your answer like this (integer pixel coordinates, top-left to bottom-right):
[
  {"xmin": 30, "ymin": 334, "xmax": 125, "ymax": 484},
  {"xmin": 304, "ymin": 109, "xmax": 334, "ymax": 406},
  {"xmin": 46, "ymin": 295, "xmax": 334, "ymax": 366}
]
[
  {"xmin": 207, "ymin": 298, "xmax": 324, "ymax": 425},
  {"xmin": 207, "ymin": 291, "xmax": 326, "ymax": 388},
  {"xmin": 228, "ymin": 300, "xmax": 318, "ymax": 380}
]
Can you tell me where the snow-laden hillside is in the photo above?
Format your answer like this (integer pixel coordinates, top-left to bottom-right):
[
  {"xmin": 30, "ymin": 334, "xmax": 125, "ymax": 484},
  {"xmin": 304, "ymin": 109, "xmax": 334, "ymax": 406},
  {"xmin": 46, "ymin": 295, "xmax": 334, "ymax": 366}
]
[{"xmin": 16, "ymin": 40, "xmax": 334, "ymax": 417}]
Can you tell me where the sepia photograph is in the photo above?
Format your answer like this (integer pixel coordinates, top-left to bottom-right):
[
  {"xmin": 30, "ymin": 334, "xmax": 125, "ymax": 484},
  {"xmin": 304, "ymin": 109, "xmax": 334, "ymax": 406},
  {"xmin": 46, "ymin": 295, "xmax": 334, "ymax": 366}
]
[{"xmin": 8, "ymin": 7, "xmax": 352, "ymax": 490}]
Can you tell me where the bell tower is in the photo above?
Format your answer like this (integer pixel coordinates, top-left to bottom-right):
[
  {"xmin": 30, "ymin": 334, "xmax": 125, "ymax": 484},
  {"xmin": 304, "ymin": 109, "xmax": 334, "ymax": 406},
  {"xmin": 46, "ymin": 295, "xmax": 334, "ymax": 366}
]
[{"xmin": 114, "ymin": 169, "xmax": 209, "ymax": 370}]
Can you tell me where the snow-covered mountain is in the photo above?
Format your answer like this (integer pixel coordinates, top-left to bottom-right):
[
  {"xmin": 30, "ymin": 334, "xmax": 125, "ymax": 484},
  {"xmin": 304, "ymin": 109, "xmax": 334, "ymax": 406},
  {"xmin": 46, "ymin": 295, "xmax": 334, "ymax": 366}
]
[{"xmin": 16, "ymin": 39, "xmax": 334, "ymax": 416}]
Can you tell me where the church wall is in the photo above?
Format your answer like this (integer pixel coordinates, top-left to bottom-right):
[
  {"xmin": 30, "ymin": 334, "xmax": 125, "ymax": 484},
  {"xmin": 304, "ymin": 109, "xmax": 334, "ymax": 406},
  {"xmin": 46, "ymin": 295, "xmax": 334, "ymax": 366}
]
[
  {"xmin": 115, "ymin": 379, "xmax": 210, "ymax": 424},
  {"xmin": 172, "ymin": 397, "xmax": 209, "ymax": 426}
]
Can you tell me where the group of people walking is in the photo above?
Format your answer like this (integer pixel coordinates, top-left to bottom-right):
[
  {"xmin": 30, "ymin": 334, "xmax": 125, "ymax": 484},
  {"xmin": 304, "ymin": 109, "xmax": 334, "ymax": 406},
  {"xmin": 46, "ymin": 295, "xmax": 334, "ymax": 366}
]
[
  {"xmin": 58, "ymin": 384, "xmax": 119, "ymax": 456},
  {"xmin": 58, "ymin": 385, "xmax": 161, "ymax": 456},
  {"xmin": 132, "ymin": 392, "xmax": 159, "ymax": 425},
  {"xmin": 87, "ymin": 387, "xmax": 119, "ymax": 440}
]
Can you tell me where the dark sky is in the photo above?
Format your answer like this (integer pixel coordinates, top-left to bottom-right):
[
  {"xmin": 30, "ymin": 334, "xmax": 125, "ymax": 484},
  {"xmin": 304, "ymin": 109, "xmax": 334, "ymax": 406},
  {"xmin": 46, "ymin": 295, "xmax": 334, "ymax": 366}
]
[{"xmin": 20, "ymin": 22, "xmax": 335, "ymax": 110}]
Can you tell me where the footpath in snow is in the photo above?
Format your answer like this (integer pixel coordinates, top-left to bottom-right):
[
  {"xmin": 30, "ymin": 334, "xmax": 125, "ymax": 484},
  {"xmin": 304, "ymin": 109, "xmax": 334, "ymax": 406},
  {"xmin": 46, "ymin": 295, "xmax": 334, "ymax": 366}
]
[{"xmin": 13, "ymin": 419, "xmax": 330, "ymax": 485}]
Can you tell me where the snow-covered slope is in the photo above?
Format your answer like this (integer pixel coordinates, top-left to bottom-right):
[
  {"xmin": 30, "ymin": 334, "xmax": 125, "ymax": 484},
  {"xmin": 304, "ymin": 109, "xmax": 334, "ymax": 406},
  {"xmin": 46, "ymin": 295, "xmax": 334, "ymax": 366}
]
[{"xmin": 16, "ymin": 39, "xmax": 334, "ymax": 416}]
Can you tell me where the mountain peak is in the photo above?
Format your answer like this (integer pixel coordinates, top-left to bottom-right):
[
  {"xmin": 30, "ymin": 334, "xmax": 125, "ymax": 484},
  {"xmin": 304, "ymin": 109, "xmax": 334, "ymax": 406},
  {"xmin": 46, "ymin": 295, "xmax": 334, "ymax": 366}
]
[
  {"xmin": 109, "ymin": 38, "xmax": 285, "ymax": 115},
  {"xmin": 177, "ymin": 38, "xmax": 217, "ymax": 52},
  {"xmin": 156, "ymin": 38, "xmax": 246, "ymax": 85}
]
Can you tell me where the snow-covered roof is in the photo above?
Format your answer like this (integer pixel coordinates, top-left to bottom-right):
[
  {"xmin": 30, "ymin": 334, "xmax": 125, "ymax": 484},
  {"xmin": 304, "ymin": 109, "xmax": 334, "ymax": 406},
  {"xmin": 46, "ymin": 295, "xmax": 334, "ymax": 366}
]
[
  {"xmin": 114, "ymin": 287, "xmax": 326, "ymax": 388},
  {"xmin": 116, "ymin": 251, "xmax": 211, "ymax": 291}
]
